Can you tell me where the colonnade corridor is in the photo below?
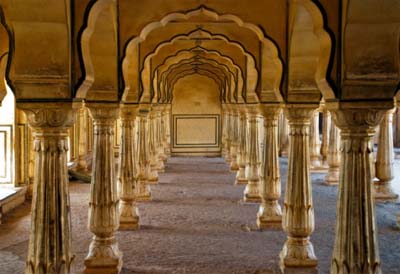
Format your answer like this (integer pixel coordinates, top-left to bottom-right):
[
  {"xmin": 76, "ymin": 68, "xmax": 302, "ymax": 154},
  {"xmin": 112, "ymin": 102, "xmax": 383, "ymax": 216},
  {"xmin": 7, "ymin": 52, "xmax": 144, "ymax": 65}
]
[{"xmin": 0, "ymin": 156, "xmax": 399, "ymax": 274}]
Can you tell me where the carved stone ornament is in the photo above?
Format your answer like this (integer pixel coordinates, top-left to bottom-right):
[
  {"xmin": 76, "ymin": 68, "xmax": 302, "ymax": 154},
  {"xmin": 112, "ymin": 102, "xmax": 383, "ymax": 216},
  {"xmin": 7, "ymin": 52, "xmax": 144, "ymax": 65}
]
[
  {"xmin": 19, "ymin": 103, "xmax": 76, "ymax": 274},
  {"xmin": 329, "ymin": 106, "xmax": 388, "ymax": 274}
]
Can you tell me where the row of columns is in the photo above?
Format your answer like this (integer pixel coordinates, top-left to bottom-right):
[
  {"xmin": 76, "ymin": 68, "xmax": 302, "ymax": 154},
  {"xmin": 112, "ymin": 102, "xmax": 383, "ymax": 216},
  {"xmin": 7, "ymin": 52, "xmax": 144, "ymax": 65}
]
[
  {"xmin": 222, "ymin": 102, "xmax": 399, "ymax": 274},
  {"xmin": 19, "ymin": 99, "xmax": 398, "ymax": 274}
]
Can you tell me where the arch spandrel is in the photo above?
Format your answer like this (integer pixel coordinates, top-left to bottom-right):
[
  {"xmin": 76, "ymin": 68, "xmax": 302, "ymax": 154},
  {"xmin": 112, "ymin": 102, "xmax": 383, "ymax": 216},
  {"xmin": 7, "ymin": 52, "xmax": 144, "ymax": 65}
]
[
  {"xmin": 76, "ymin": 0, "xmax": 118, "ymax": 102},
  {"xmin": 287, "ymin": 0, "xmax": 334, "ymax": 103}
]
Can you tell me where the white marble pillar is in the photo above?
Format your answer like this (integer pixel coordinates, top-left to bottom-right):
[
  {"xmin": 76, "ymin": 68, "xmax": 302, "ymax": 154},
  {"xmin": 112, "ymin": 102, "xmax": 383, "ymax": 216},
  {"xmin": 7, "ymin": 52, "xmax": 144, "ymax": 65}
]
[
  {"xmin": 330, "ymin": 107, "xmax": 387, "ymax": 274},
  {"xmin": 164, "ymin": 105, "xmax": 171, "ymax": 156},
  {"xmin": 257, "ymin": 106, "xmax": 282, "ymax": 229},
  {"xmin": 156, "ymin": 108, "xmax": 166, "ymax": 169},
  {"xmin": 222, "ymin": 105, "xmax": 229, "ymax": 160},
  {"xmin": 225, "ymin": 107, "xmax": 232, "ymax": 163},
  {"xmin": 117, "ymin": 105, "xmax": 139, "ymax": 230},
  {"xmin": 230, "ymin": 107, "xmax": 240, "ymax": 171},
  {"xmin": 325, "ymin": 122, "xmax": 341, "ymax": 185},
  {"xmin": 235, "ymin": 106, "xmax": 247, "ymax": 185},
  {"xmin": 375, "ymin": 108, "xmax": 398, "ymax": 201},
  {"xmin": 280, "ymin": 105, "xmax": 317, "ymax": 273},
  {"xmin": 148, "ymin": 110, "xmax": 159, "ymax": 183},
  {"xmin": 310, "ymin": 110, "xmax": 322, "ymax": 170},
  {"xmin": 279, "ymin": 112, "xmax": 289, "ymax": 157},
  {"xmin": 244, "ymin": 105, "xmax": 261, "ymax": 203},
  {"xmin": 22, "ymin": 103, "xmax": 75, "ymax": 274},
  {"xmin": 85, "ymin": 104, "xmax": 122, "ymax": 274},
  {"xmin": 136, "ymin": 109, "xmax": 152, "ymax": 201},
  {"xmin": 320, "ymin": 106, "xmax": 331, "ymax": 167},
  {"xmin": 78, "ymin": 104, "xmax": 91, "ymax": 170}
]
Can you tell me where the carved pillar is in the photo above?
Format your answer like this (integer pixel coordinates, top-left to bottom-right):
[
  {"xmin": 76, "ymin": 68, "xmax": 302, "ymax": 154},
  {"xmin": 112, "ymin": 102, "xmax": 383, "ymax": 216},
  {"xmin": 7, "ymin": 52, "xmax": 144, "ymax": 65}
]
[
  {"xmin": 280, "ymin": 105, "xmax": 317, "ymax": 273},
  {"xmin": 310, "ymin": 110, "xmax": 322, "ymax": 169},
  {"xmin": 156, "ymin": 106, "xmax": 167, "ymax": 169},
  {"xmin": 78, "ymin": 105, "xmax": 91, "ymax": 170},
  {"xmin": 257, "ymin": 105, "xmax": 282, "ymax": 229},
  {"xmin": 148, "ymin": 110, "xmax": 159, "ymax": 183},
  {"xmin": 136, "ymin": 109, "xmax": 152, "ymax": 201},
  {"xmin": 244, "ymin": 105, "xmax": 261, "ymax": 203},
  {"xmin": 84, "ymin": 104, "xmax": 122, "ymax": 274},
  {"xmin": 279, "ymin": 112, "xmax": 289, "ymax": 157},
  {"xmin": 164, "ymin": 105, "xmax": 171, "ymax": 156},
  {"xmin": 235, "ymin": 106, "xmax": 247, "ymax": 185},
  {"xmin": 117, "ymin": 105, "xmax": 139, "ymax": 230},
  {"xmin": 325, "ymin": 121, "xmax": 341, "ymax": 185},
  {"xmin": 21, "ymin": 103, "xmax": 74, "ymax": 274},
  {"xmin": 330, "ymin": 107, "xmax": 387, "ymax": 274},
  {"xmin": 221, "ymin": 105, "xmax": 228, "ymax": 159},
  {"xmin": 225, "ymin": 107, "xmax": 232, "ymax": 163},
  {"xmin": 320, "ymin": 105, "xmax": 331, "ymax": 167},
  {"xmin": 230, "ymin": 106, "xmax": 239, "ymax": 171},
  {"xmin": 375, "ymin": 108, "xmax": 398, "ymax": 201}
]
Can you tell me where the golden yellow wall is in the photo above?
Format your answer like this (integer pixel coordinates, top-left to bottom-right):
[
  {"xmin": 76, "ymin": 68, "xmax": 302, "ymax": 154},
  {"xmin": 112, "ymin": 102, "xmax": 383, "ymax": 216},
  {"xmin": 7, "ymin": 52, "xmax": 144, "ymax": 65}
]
[{"xmin": 171, "ymin": 74, "xmax": 221, "ymax": 156}]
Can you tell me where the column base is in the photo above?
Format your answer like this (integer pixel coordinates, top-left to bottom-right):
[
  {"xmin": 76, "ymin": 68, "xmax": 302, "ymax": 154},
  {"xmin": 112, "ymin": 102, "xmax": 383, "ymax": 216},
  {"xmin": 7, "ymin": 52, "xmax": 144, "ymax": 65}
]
[
  {"xmin": 119, "ymin": 202, "xmax": 140, "ymax": 231},
  {"xmin": 84, "ymin": 236, "xmax": 122, "ymax": 274},
  {"xmin": 148, "ymin": 169, "xmax": 159, "ymax": 183},
  {"xmin": 136, "ymin": 183, "xmax": 152, "ymax": 202},
  {"xmin": 257, "ymin": 203, "xmax": 282, "ymax": 229},
  {"xmin": 280, "ymin": 237, "xmax": 317, "ymax": 271},
  {"xmin": 310, "ymin": 165, "xmax": 328, "ymax": 173},
  {"xmin": 235, "ymin": 168, "xmax": 247, "ymax": 185},
  {"xmin": 230, "ymin": 160, "xmax": 239, "ymax": 171},
  {"xmin": 136, "ymin": 194, "xmax": 152, "ymax": 202},
  {"xmin": 280, "ymin": 266, "xmax": 318, "ymax": 274},
  {"xmin": 324, "ymin": 169, "xmax": 339, "ymax": 185},
  {"xmin": 374, "ymin": 182, "xmax": 399, "ymax": 202},
  {"xmin": 243, "ymin": 181, "xmax": 261, "ymax": 203}
]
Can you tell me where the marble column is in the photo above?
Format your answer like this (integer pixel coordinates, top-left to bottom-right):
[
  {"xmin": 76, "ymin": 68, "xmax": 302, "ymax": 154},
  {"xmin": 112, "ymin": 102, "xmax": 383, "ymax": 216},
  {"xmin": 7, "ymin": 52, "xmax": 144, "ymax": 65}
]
[
  {"xmin": 156, "ymin": 108, "xmax": 166, "ymax": 169},
  {"xmin": 375, "ymin": 108, "xmax": 398, "ymax": 201},
  {"xmin": 221, "ymin": 105, "xmax": 229, "ymax": 159},
  {"xmin": 230, "ymin": 107, "xmax": 240, "ymax": 171},
  {"xmin": 280, "ymin": 105, "xmax": 317, "ymax": 273},
  {"xmin": 78, "ymin": 104, "xmax": 91, "ymax": 170},
  {"xmin": 325, "ymin": 122, "xmax": 341, "ymax": 185},
  {"xmin": 235, "ymin": 106, "xmax": 247, "ymax": 185},
  {"xmin": 136, "ymin": 109, "xmax": 152, "ymax": 201},
  {"xmin": 330, "ymin": 107, "xmax": 387, "ymax": 274},
  {"xmin": 310, "ymin": 110, "xmax": 322, "ymax": 169},
  {"xmin": 244, "ymin": 105, "xmax": 261, "ymax": 203},
  {"xmin": 320, "ymin": 106, "xmax": 331, "ymax": 167},
  {"xmin": 148, "ymin": 110, "xmax": 159, "ymax": 183},
  {"xmin": 117, "ymin": 105, "xmax": 139, "ymax": 230},
  {"xmin": 84, "ymin": 104, "xmax": 122, "ymax": 274},
  {"xmin": 225, "ymin": 107, "xmax": 232, "ymax": 163},
  {"xmin": 279, "ymin": 112, "xmax": 289, "ymax": 157},
  {"xmin": 21, "ymin": 103, "xmax": 75, "ymax": 274},
  {"xmin": 257, "ymin": 105, "xmax": 282, "ymax": 229},
  {"xmin": 164, "ymin": 105, "xmax": 171, "ymax": 157}
]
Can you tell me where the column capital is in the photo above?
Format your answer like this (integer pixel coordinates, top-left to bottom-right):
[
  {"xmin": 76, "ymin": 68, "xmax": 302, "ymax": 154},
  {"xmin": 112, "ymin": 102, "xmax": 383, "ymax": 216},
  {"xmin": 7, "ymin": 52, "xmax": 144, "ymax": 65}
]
[
  {"xmin": 18, "ymin": 102, "xmax": 75, "ymax": 129},
  {"xmin": 245, "ymin": 103, "xmax": 260, "ymax": 116},
  {"xmin": 258, "ymin": 104, "xmax": 282, "ymax": 119},
  {"xmin": 86, "ymin": 103, "xmax": 119, "ymax": 121},
  {"xmin": 284, "ymin": 104, "xmax": 317, "ymax": 123},
  {"xmin": 119, "ymin": 104, "xmax": 139, "ymax": 120}
]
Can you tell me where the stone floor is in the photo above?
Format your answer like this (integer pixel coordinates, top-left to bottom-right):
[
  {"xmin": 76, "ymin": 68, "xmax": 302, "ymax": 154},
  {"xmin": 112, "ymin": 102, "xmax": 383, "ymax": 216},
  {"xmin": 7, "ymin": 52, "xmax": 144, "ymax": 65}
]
[{"xmin": 0, "ymin": 156, "xmax": 400, "ymax": 274}]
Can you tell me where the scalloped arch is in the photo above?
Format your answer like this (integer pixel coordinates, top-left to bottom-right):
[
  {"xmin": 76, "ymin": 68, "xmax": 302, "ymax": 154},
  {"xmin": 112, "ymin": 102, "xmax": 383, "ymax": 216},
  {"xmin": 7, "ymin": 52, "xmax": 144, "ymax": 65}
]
[{"xmin": 122, "ymin": 6, "xmax": 282, "ymax": 103}]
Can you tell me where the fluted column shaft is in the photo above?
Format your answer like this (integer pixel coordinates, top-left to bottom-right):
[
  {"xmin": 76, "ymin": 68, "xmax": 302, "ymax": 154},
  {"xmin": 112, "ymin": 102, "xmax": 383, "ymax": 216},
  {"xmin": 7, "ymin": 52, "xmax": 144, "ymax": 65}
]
[
  {"xmin": 221, "ymin": 107, "xmax": 228, "ymax": 158},
  {"xmin": 148, "ymin": 111, "xmax": 159, "ymax": 182},
  {"xmin": 321, "ymin": 107, "xmax": 331, "ymax": 167},
  {"xmin": 22, "ymin": 104, "xmax": 75, "ymax": 274},
  {"xmin": 330, "ymin": 107, "xmax": 387, "ymax": 274},
  {"xmin": 279, "ymin": 112, "xmax": 289, "ymax": 157},
  {"xmin": 375, "ymin": 108, "xmax": 398, "ymax": 201},
  {"xmin": 164, "ymin": 106, "xmax": 171, "ymax": 156},
  {"xmin": 117, "ymin": 105, "xmax": 139, "ymax": 230},
  {"xmin": 78, "ymin": 105, "xmax": 91, "ymax": 170},
  {"xmin": 325, "ymin": 122, "xmax": 341, "ymax": 185},
  {"xmin": 280, "ymin": 106, "xmax": 317, "ymax": 272},
  {"xmin": 310, "ymin": 110, "xmax": 322, "ymax": 169},
  {"xmin": 257, "ymin": 106, "xmax": 282, "ymax": 229},
  {"xmin": 225, "ymin": 108, "xmax": 232, "ymax": 162},
  {"xmin": 235, "ymin": 107, "xmax": 247, "ymax": 184},
  {"xmin": 85, "ymin": 104, "xmax": 122, "ymax": 274},
  {"xmin": 230, "ymin": 108, "xmax": 239, "ymax": 170},
  {"xmin": 136, "ymin": 109, "xmax": 152, "ymax": 201},
  {"xmin": 155, "ymin": 109, "xmax": 166, "ymax": 171},
  {"xmin": 244, "ymin": 106, "xmax": 261, "ymax": 203}
]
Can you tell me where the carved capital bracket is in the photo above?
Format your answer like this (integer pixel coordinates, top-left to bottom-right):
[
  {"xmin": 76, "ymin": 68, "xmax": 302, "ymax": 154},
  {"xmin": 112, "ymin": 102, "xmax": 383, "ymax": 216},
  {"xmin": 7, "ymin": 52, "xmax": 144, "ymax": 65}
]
[{"xmin": 18, "ymin": 102, "xmax": 76, "ymax": 130}]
